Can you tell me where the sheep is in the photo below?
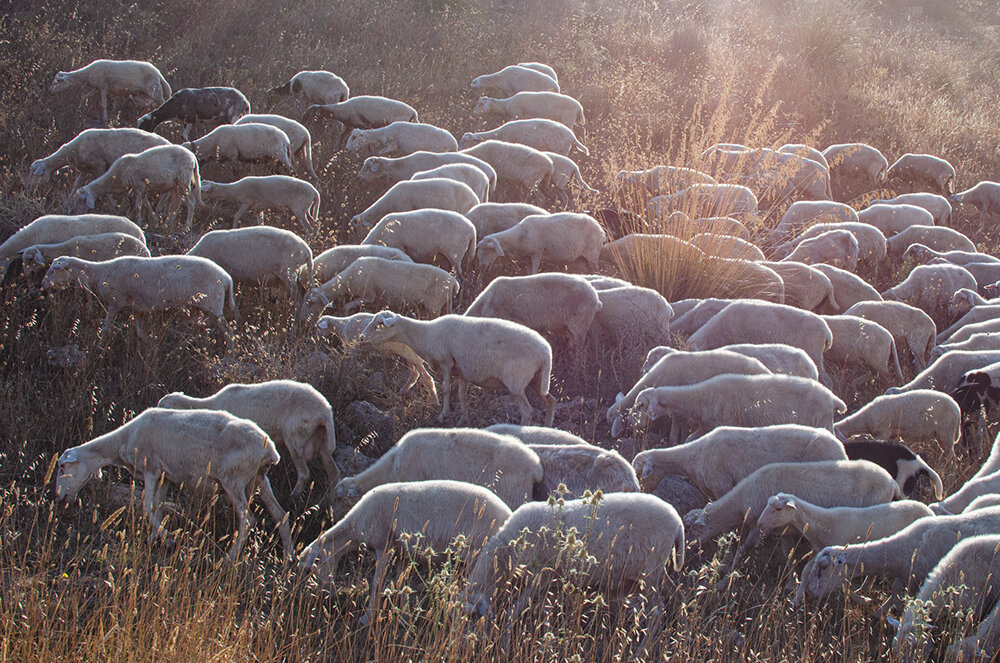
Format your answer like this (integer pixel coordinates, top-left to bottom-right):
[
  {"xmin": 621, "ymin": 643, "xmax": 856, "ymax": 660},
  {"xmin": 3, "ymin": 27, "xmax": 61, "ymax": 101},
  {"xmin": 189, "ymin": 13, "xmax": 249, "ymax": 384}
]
[
  {"xmin": 666, "ymin": 298, "xmax": 735, "ymax": 336},
  {"xmin": 892, "ymin": 535, "xmax": 1000, "ymax": 658},
  {"xmin": 582, "ymin": 274, "xmax": 637, "ymax": 291},
  {"xmin": 311, "ymin": 244, "xmax": 414, "ymax": 285},
  {"xmin": 775, "ymin": 222, "xmax": 887, "ymax": 265},
  {"xmin": 685, "ymin": 300, "xmax": 834, "ymax": 384},
  {"xmin": 909, "ymin": 246, "xmax": 1000, "ymax": 271},
  {"xmin": 73, "ymin": 144, "xmax": 201, "ymax": 230},
  {"xmin": 360, "ymin": 208, "xmax": 477, "ymax": 277},
  {"xmin": 316, "ymin": 312, "xmax": 437, "ymax": 403},
  {"xmin": 950, "ymin": 181, "xmax": 1000, "ymax": 218},
  {"xmin": 465, "ymin": 273, "xmax": 602, "ymax": 349},
  {"xmin": 949, "ymin": 288, "xmax": 1000, "ymax": 319},
  {"xmin": 599, "ymin": 234, "xmax": 706, "ymax": 276},
  {"xmin": 714, "ymin": 257, "xmax": 790, "ymax": 303},
  {"xmin": 770, "ymin": 200, "xmax": 859, "ymax": 241},
  {"xmin": 872, "ymin": 192, "xmax": 952, "ymax": 227},
  {"xmin": 269, "ymin": 70, "xmax": 349, "ymax": 106},
  {"xmin": 297, "ymin": 480, "xmax": 511, "ymax": 625},
  {"xmin": 933, "ymin": 472, "xmax": 1000, "ymax": 517},
  {"xmin": 484, "ymin": 424, "xmax": 592, "ymax": 447},
  {"xmin": 333, "ymin": 428, "xmax": 542, "ymax": 508},
  {"xmin": 740, "ymin": 150, "xmax": 831, "ymax": 203},
  {"xmin": 944, "ymin": 261, "xmax": 1000, "ymax": 293},
  {"xmin": 589, "ymin": 285, "xmax": 672, "ymax": 352},
  {"xmin": 358, "ymin": 151, "xmax": 497, "ymax": 195},
  {"xmin": 834, "ymin": 390, "xmax": 961, "ymax": 457},
  {"xmin": 460, "ymin": 118, "xmax": 588, "ymax": 157},
  {"xmin": 0, "ymin": 213, "xmax": 143, "ymax": 278},
  {"xmin": 886, "ymin": 153, "xmax": 957, "ymax": 195},
  {"xmin": 882, "ymin": 263, "xmax": 978, "ymax": 325},
  {"xmin": 28, "ymin": 128, "xmax": 170, "ymax": 190},
  {"xmin": 762, "ymin": 261, "xmax": 839, "ymax": 312},
  {"xmin": 182, "ymin": 123, "xmax": 293, "ymax": 173},
  {"xmin": 476, "ymin": 212, "xmax": 605, "ymax": 274},
  {"xmin": 411, "ymin": 163, "xmax": 490, "ymax": 203},
  {"xmin": 302, "ymin": 95, "xmax": 418, "ymax": 143},
  {"xmin": 186, "ymin": 226, "xmax": 313, "ymax": 307},
  {"xmin": 55, "ymin": 407, "xmax": 292, "ymax": 560},
  {"xmin": 942, "ymin": 318, "xmax": 1000, "ymax": 346},
  {"xmin": 935, "ymin": 332, "xmax": 1000, "ymax": 359},
  {"xmin": 684, "ymin": 460, "xmax": 900, "ymax": 545},
  {"xmin": 158, "ymin": 380, "xmax": 337, "ymax": 499},
  {"xmin": 648, "ymin": 183, "xmax": 759, "ymax": 218},
  {"xmin": 820, "ymin": 314, "xmax": 903, "ymax": 383},
  {"xmin": 614, "ymin": 165, "xmax": 716, "ymax": 197},
  {"xmin": 965, "ymin": 495, "xmax": 1000, "ymax": 512},
  {"xmin": 821, "ymin": 143, "xmax": 888, "ymax": 195},
  {"xmin": 886, "ymin": 225, "xmax": 976, "ymax": 257},
  {"xmin": 543, "ymin": 152, "xmax": 599, "ymax": 206},
  {"xmin": 811, "ymin": 263, "xmax": 883, "ymax": 313},
  {"xmin": 844, "ymin": 440, "xmax": 943, "ymax": 502},
  {"xmin": 779, "ymin": 143, "xmax": 830, "ymax": 169},
  {"xmin": 585, "ymin": 207, "xmax": 648, "ymax": 239},
  {"xmin": 690, "ymin": 233, "xmax": 765, "ymax": 261},
  {"xmin": 938, "ymin": 304, "xmax": 1000, "ymax": 343},
  {"xmin": 345, "ymin": 121, "xmax": 457, "ymax": 158},
  {"xmin": 633, "ymin": 374, "xmax": 847, "ymax": 439},
  {"xmin": 530, "ymin": 444, "xmax": 640, "ymax": 499},
  {"xmin": 138, "ymin": 87, "xmax": 251, "ymax": 141},
  {"xmin": 608, "ymin": 348, "xmax": 773, "ymax": 438},
  {"xmin": 886, "ymin": 350, "xmax": 1000, "ymax": 395},
  {"xmin": 858, "ymin": 203, "xmax": 935, "ymax": 238},
  {"xmin": 460, "ymin": 140, "xmax": 555, "ymax": 204},
  {"xmin": 19, "ymin": 232, "xmax": 150, "ymax": 280},
  {"xmin": 474, "ymin": 92, "xmax": 584, "ymax": 130},
  {"xmin": 349, "ymin": 178, "xmax": 480, "ymax": 230},
  {"xmin": 49, "ymin": 59, "xmax": 170, "ymax": 124},
  {"xmin": 41, "ymin": 255, "xmax": 236, "ymax": 344},
  {"xmin": 632, "ymin": 424, "xmax": 847, "ymax": 499},
  {"xmin": 470, "ymin": 65, "xmax": 561, "ymax": 97},
  {"xmin": 358, "ymin": 311, "xmax": 557, "ymax": 425},
  {"xmin": 640, "ymin": 343, "xmax": 818, "ymax": 380},
  {"xmin": 784, "ymin": 229, "xmax": 860, "ymax": 271},
  {"xmin": 235, "ymin": 114, "xmax": 317, "ymax": 180},
  {"xmin": 516, "ymin": 62, "xmax": 559, "ymax": 85},
  {"xmin": 464, "ymin": 202, "xmax": 548, "ymax": 237},
  {"xmin": 659, "ymin": 214, "xmax": 750, "ymax": 241},
  {"xmin": 200, "ymin": 175, "xmax": 320, "ymax": 232},
  {"xmin": 299, "ymin": 257, "xmax": 458, "ymax": 322},
  {"xmin": 948, "ymin": 368, "xmax": 1000, "ymax": 449}
]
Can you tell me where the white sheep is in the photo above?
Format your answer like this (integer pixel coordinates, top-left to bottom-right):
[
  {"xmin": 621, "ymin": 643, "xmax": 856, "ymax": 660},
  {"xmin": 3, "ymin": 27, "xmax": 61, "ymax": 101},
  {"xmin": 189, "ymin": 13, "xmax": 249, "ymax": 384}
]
[
  {"xmin": 771, "ymin": 200, "xmax": 859, "ymax": 241},
  {"xmin": 182, "ymin": 123, "xmax": 294, "ymax": 173},
  {"xmin": 690, "ymin": 233, "xmax": 765, "ymax": 261},
  {"xmin": 0, "ymin": 214, "xmax": 143, "ymax": 278},
  {"xmin": 55, "ymin": 407, "xmax": 291, "ymax": 560},
  {"xmin": 858, "ymin": 203, "xmax": 935, "ymax": 236},
  {"xmin": 684, "ymin": 460, "xmax": 900, "ymax": 545},
  {"xmin": 581, "ymin": 273, "xmax": 635, "ymax": 290},
  {"xmin": 941, "ymin": 318, "xmax": 1000, "ymax": 346},
  {"xmin": 411, "ymin": 163, "xmax": 490, "ymax": 202},
  {"xmin": 186, "ymin": 226, "xmax": 313, "ymax": 307},
  {"xmin": 886, "ymin": 225, "xmax": 976, "ymax": 257},
  {"xmin": 873, "ymin": 192, "xmax": 952, "ymax": 227},
  {"xmin": 297, "ymin": 480, "xmax": 511, "ymax": 625},
  {"xmin": 357, "ymin": 151, "xmax": 497, "ymax": 196},
  {"xmin": 530, "ymin": 444, "xmax": 640, "ymax": 499},
  {"xmin": 470, "ymin": 65, "xmax": 561, "ymax": 97},
  {"xmin": 821, "ymin": 143, "xmax": 888, "ymax": 193},
  {"xmin": 19, "ymin": 232, "xmax": 150, "ymax": 280},
  {"xmin": 349, "ymin": 178, "xmax": 480, "ymax": 230},
  {"xmin": 935, "ymin": 332, "xmax": 1000, "ymax": 359},
  {"xmin": 42, "ymin": 255, "xmax": 236, "ymax": 344},
  {"xmin": 49, "ymin": 59, "xmax": 170, "ymax": 124},
  {"xmin": 345, "ymin": 122, "xmax": 457, "ymax": 157},
  {"xmin": 904, "ymin": 243, "xmax": 1000, "ymax": 268},
  {"xmin": 73, "ymin": 144, "xmax": 201, "ymax": 230},
  {"xmin": 299, "ymin": 256, "xmax": 458, "ymax": 322},
  {"xmin": 460, "ymin": 118, "xmax": 588, "ymax": 157},
  {"xmin": 614, "ymin": 165, "xmax": 716, "ymax": 197},
  {"xmin": 158, "ymin": 380, "xmax": 338, "ymax": 498},
  {"xmin": 589, "ymin": 285, "xmax": 672, "ymax": 352},
  {"xmin": 779, "ymin": 143, "xmax": 830, "ymax": 169},
  {"xmin": 938, "ymin": 304, "xmax": 1000, "ymax": 343},
  {"xmin": 543, "ymin": 152, "xmax": 598, "ymax": 206},
  {"xmin": 886, "ymin": 350, "xmax": 1000, "ymax": 395},
  {"xmin": 269, "ymin": 70, "xmax": 349, "ymax": 106},
  {"xmin": 820, "ymin": 314, "xmax": 903, "ymax": 383},
  {"xmin": 648, "ymin": 183, "xmax": 759, "ymax": 218},
  {"xmin": 843, "ymin": 300, "xmax": 937, "ymax": 370},
  {"xmin": 476, "ymin": 212, "xmax": 605, "ymax": 274},
  {"xmin": 360, "ymin": 208, "xmax": 477, "ymax": 277},
  {"xmin": 950, "ymin": 181, "xmax": 1000, "ymax": 218},
  {"xmin": 460, "ymin": 140, "xmax": 554, "ymax": 204},
  {"xmin": 311, "ymin": 244, "xmax": 414, "ymax": 285},
  {"xmin": 660, "ymin": 214, "xmax": 750, "ymax": 240},
  {"xmin": 235, "ymin": 114, "xmax": 318, "ymax": 180},
  {"xmin": 302, "ymin": 95, "xmax": 418, "ymax": 142},
  {"xmin": 666, "ymin": 297, "xmax": 734, "ymax": 336},
  {"xmin": 632, "ymin": 424, "xmax": 847, "ymax": 499},
  {"xmin": 740, "ymin": 150, "xmax": 831, "ymax": 202},
  {"xmin": 484, "ymin": 424, "xmax": 592, "ymax": 447},
  {"xmin": 934, "ymin": 473, "xmax": 1000, "ymax": 517},
  {"xmin": 784, "ymin": 229, "xmax": 860, "ymax": 271},
  {"xmin": 948, "ymin": 288, "xmax": 1000, "ymax": 320},
  {"xmin": 776, "ymin": 222, "xmax": 887, "ymax": 265},
  {"xmin": 474, "ymin": 92, "xmax": 585, "ymax": 130},
  {"xmin": 464, "ymin": 202, "xmax": 548, "ymax": 237},
  {"xmin": 834, "ymin": 390, "xmax": 961, "ymax": 456},
  {"xmin": 882, "ymin": 263, "xmax": 978, "ymax": 325},
  {"xmin": 886, "ymin": 153, "xmax": 957, "ymax": 195},
  {"xmin": 811, "ymin": 263, "xmax": 883, "ymax": 312},
  {"xmin": 640, "ymin": 342, "xmax": 819, "ymax": 379},
  {"xmin": 465, "ymin": 273, "xmax": 602, "ymax": 349},
  {"xmin": 516, "ymin": 61, "xmax": 559, "ymax": 85},
  {"xmin": 763, "ymin": 261, "xmax": 839, "ymax": 312},
  {"xmin": 200, "ymin": 175, "xmax": 320, "ymax": 232},
  {"xmin": 358, "ymin": 311, "xmax": 557, "ymax": 425},
  {"xmin": 28, "ymin": 127, "xmax": 170, "ymax": 191},
  {"xmin": 333, "ymin": 428, "xmax": 542, "ymax": 508},
  {"xmin": 599, "ymin": 234, "xmax": 705, "ymax": 274},
  {"xmin": 944, "ymin": 260, "xmax": 1000, "ymax": 292}
]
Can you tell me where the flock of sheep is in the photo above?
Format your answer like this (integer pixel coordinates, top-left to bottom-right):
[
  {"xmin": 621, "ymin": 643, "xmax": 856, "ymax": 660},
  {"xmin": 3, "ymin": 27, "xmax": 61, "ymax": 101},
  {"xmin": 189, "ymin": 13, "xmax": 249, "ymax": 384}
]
[{"xmin": 12, "ymin": 56, "xmax": 1000, "ymax": 659}]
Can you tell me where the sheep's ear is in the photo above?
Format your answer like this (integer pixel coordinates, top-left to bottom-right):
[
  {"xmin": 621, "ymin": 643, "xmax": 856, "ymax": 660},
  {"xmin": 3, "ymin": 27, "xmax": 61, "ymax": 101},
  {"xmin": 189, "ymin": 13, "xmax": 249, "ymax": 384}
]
[
  {"xmin": 28, "ymin": 249, "xmax": 44, "ymax": 265},
  {"xmin": 490, "ymin": 238, "xmax": 504, "ymax": 257},
  {"xmin": 94, "ymin": 467, "xmax": 102, "ymax": 479},
  {"xmin": 785, "ymin": 499, "xmax": 797, "ymax": 510},
  {"xmin": 614, "ymin": 392, "xmax": 625, "ymax": 405},
  {"xmin": 346, "ymin": 485, "xmax": 359, "ymax": 497},
  {"xmin": 317, "ymin": 318, "xmax": 329, "ymax": 330},
  {"xmin": 370, "ymin": 160, "xmax": 380, "ymax": 172}
]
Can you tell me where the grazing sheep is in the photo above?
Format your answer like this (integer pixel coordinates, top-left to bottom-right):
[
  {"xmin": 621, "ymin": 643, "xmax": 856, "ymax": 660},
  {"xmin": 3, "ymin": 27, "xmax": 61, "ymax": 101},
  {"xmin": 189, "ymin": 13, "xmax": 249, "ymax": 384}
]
[
  {"xmin": 138, "ymin": 87, "xmax": 251, "ymax": 140},
  {"xmin": 589, "ymin": 285, "xmax": 672, "ymax": 352},
  {"xmin": 740, "ymin": 150, "xmax": 831, "ymax": 203},
  {"xmin": 904, "ymin": 243, "xmax": 999, "ymax": 268},
  {"xmin": 599, "ymin": 234, "xmax": 706, "ymax": 274},
  {"xmin": 666, "ymin": 298, "xmax": 735, "ymax": 336},
  {"xmin": 582, "ymin": 274, "xmax": 637, "ymax": 291},
  {"xmin": 72, "ymin": 144, "xmax": 201, "ymax": 230},
  {"xmin": 784, "ymin": 229, "xmax": 859, "ymax": 271},
  {"xmin": 886, "ymin": 350, "xmax": 1000, "ymax": 395},
  {"xmin": 200, "ymin": 175, "xmax": 320, "ymax": 232},
  {"xmin": 358, "ymin": 312, "xmax": 556, "ymax": 425},
  {"xmin": 763, "ymin": 261, "xmax": 839, "ymax": 312},
  {"xmin": 835, "ymin": 390, "xmax": 961, "ymax": 456},
  {"xmin": 470, "ymin": 65, "xmax": 560, "ymax": 97},
  {"xmin": 950, "ymin": 181, "xmax": 1000, "ymax": 218},
  {"xmin": 19, "ymin": 232, "xmax": 150, "ymax": 279},
  {"xmin": 949, "ymin": 288, "xmax": 1000, "ymax": 319},
  {"xmin": 303, "ymin": 95, "xmax": 418, "ymax": 142},
  {"xmin": 49, "ymin": 59, "xmax": 170, "ymax": 124},
  {"xmin": 821, "ymin": 143, "xmax": 888, "ymax": 195},
  {"xmin": 820, "ymin": 314, "xmax": 903, "ymax": 383},
  {"xmin": 690, "ymin": 233, "xmax": 765, "ymax": 261},
  {"xmin": 55, "ymin": 407, "xmax": 291, "ymax": 560},
  {"xmin": 965, "ymin": 495, "xmax": 1000, "ymax": 512},
  {"xmin": 460, "ymin": 140, "xmax": 554, "ymax": 204},
  {"xmin": 334, "ymin": 428, "xmax": 542, "ymax": 508},
  {"xmin": 316, "ymin": 313, "xmax": 437, "ymax": 403},
  {"xmin": 811, "ymin": 263, "xmax": 883, "ymax": 313},
  {"xmin": 235, "ymin": 114, "xmax": 318, "ymax": 180},
  {"xmin": 873, "ymin": 192, "xmax": 952, "ymax": 227},
  {"xmin": 465, "ymin": 202, "xmax": 548, "ymax": 237},
  {"xmin": 186, "ymin": 226, "xmax": 313, "ymax": 307},
  {"xmin": 41, "ymin": 255, "xmax": 236, "ymax": 344},
  {"xmin": 158, "ymin": 380, "xmax": 338, "ymax": 498},
  {"xmin": 776, "ymin": 222, "xmax": 887, "ymax": 266},
  {"xmin": 934, "ymin": 470, "xmax": 1000, "ymax": 517},
  {"xmin": 485, "ymin": 424, "xmax": 591, "ymax": 447},
  {"xmin": 859, "ymin": 203, "xmax": 935, "ymax": 237},
  {"xmin": 935, "ymin": 332, "xmax": 1000, "ymax": 359},
  {"xmin": 358, "ymin": 151, "xmax": 497, "ymax": 195},
  {"xmin": 640, "ymin": 343, "xmax": 818, "ymax": 380},
  {"xmin": 269, "ymin": 70, "xmax": 349, "ymax": 106},
  {"xmin": 886, "ymin": 225, "xmax": 976, "ymax": 257},
  {"xmin": 460, "ymin": 119, "xmax": 588, "ymax": 157},
  {"xmin": 843, "ymin": 439, "xmax": 943, "ymax": 501},
  {"xmin": 660, "ymin": 214, "xmax": 750, "ymax": 240},
  {"xmin": 684, "ymin": 460, "xmax": 900, "ymax": 545},
  {"xmin": 516, "ymin": 62, "xmax": 559, "ymax": 85},
  {"xmin": 411, "ymin": 163, "xmax": 490, "ymax": 202},
  {"xmin": 943, "ymin": 261, "xmax": 1000, "ymax": 293},
  {"xmin": 345, "ymin": 122, "xmax": 458, "ymax": 157},
  {"xmin": 779, "ymin": 143, "xmax": 830, "ymax": 169},
  {"xmin": 297, "ymin": 480, "xmax": 511, "ymax": 625},
  {"xmin": 543, "ymin": 152, "xmax": 598, "ymax": 206},
  {"xmin": 942, "ymin": 318, "xmax": 1000, "ymax": 346},
  {"xmin": 882, "ymin": 263, "xmax": 978, "ymax": 325},
  {"xmin": 349, "ymin": 178, "xmax": 480, "ymax": 230},
  {"xmin": 712, "ymin": 257, "xmax": 790, "ymax": 303},
  {"xmin": 477, "ymin": 212, "xmax": 605, "ymax": 274},
  {"xmin": 311, "ymin": 244, "xmax": 413, "ymax": 285},
  {"xmin": 632, "ymin": 424, "xmax": 847, "ymax": 499},
  {"xmin": 360, "ymin": 208, "xmax": 476, "ymax": 277},
  {"xmin": 299, "ymin": 257, "xmax": 458, "ymax": 322},
  {"xmin": 771, "ymin": 201, "xmax": 860, "ymax": 241},
  {"xmin": 182, "ymin": 123, "xmax": 294, "ymax": 173},
  {"xmin": 474, "ymin": 92, "xmax": 585, "ymax": 130},
  {"xmin": 886, "ymin": 153, "xmax": 957, "ymax": 195},
  {"xmin": 614, "ymin": 165, "xmax": 716, "ymax": 197},
  {"xmin": 530, "ymin": 444, "xmax": 640, "ymax": 499},
  {"xmin": 465, "ymin": 273, "xmax": 602, "ymax": 349},
  {"xmin": 938, "ymin": 304, "xmax": 1000, "ymax": 343},
  {"xmin": 648, "ymin": 183, "xmax": 758, "ymax": 218},
  {"xmin": 28, "ymin": 128, "xmax": 170, "ymax": 190}
]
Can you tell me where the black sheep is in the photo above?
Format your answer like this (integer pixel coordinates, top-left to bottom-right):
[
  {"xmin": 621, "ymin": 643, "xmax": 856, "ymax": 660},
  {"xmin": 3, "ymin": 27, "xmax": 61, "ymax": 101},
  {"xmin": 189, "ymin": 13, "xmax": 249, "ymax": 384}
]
[{"xmin": 138, "ymin": 87, "xmax": 250, "ymax": 140}]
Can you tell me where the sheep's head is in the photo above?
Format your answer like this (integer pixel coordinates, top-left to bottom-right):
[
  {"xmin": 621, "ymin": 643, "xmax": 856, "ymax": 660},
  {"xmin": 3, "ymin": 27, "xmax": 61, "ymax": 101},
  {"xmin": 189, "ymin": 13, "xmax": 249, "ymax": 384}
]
[
  {"xmin": 41, "ymin": 257, "xmax": 85, "ymax": 291},
  {"xmin": 470, "ymin": 75, "xmax": 485, "ymax": 91},
  {"xmin": 800, "ymin": 546, "xmax": 851, "ymax": 601},
  {"xmin": 358, "ymin": 311, "xmax": 400, "ymax": 345},
  {"xmin": 200, "ymin": 180, "xmax": 218, "ymax": 198},
  {"xmin": 475, "ymin": 237, "xmax": 504, "ymax": 269},
  {"xmin": 756, "ymin": 493, "xmax": 797, "ymax": 534},
  {"xmin": 344, "ymin": 129, "xmax": 367, "ymax": 154},
  {"xmin": 156, "ymin": 392, "xmax": 190, "ymax": 409},
  {"xmin": 357, "ymin": 157, "xmax": 384, "ymax": 183},
  {"xmin": 55, "ymin": 447, "xmax": 103, "ymax": 502},
  {"xmin": 48, "ymin": 71, "xmax": 74, "ymax": 94},
  {"xmin": 630, "ymin": 450, "xmax": 662, "ymax": 492},
  {"xmin": 949, "ymin": 288, "xmax": 978, "ymax": 318},
  {"xmin": 70, "ymin": 187, "xmax": 96, "ymax": 212},
  {"xmin": 27, "ymin": 159, "xmax": 52, "ymax": 185},
  {"xmin": 903, "ymin": 243, "xmax": 932, "ymax": 264},
  {"xmin": 681, "ymin": 509, "xmax": 712, "ymax": 545},
  {"xmin": 20, "ymin": 247, "xmax": 48, "ymax": 279},
  {"xmin": 472, "ymin": 97, "xmax": 493, "ymax": 117},
  {"xmin": 299, "ymin": 287, "xmax": 331, "ymax": 323},
  {"xmin": 458, "ymin": 133, "xmax": 482, "ymax": 150},
  {"xmin": 333, "ymin": 477, "xmax": 362, "ymax": 499},
  {"xmin": 137, "ymin": 113, "xmax": 155, "ymax": 132},
  {"xmin": 297, "ymin": 529, "xmax": 339, "ymax": 584},
  {"xmin": 632, "ymin": 387, "xmax": 666, "ymax": 426}
]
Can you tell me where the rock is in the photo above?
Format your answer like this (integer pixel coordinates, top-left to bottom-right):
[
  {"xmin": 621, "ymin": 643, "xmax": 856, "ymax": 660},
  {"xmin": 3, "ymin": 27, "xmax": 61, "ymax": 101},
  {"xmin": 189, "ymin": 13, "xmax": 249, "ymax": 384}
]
[
  {"xmin": 341, "ymin": 400, "xmax": 396, "ymax": 453},
  {"xmin": 652, "ymin": 474, "xmax": 707, "ymax": 515}
]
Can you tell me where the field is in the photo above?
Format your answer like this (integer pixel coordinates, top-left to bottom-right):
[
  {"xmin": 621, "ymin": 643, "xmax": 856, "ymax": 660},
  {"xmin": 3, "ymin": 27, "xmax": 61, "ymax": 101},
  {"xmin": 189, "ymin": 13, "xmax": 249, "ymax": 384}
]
[{"xmin": 3, "ymin": 0, "xmax": 1000, "ymax": 660}]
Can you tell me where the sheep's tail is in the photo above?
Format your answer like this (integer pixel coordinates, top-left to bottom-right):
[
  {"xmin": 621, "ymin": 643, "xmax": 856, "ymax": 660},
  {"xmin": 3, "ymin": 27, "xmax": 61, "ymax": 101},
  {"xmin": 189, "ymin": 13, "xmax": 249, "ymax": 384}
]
[
  {"xmin": 224, "ymin": 277, "xmax": 238, "ymax": 321},
  {"xmin": 191, "ymin": 162, "xmax": 204, "ymax": 207},
  {"xmin": 672, "ymin": 531, "xmax": 685, "ymax": 572},
  {"xmin": 572, "ymin": 136, "xmax": 590, "ymax": 157},
  {"xmin": 572, "ymin": 162, "xmax": 599, "ymax": 194},
  {"xmin": 889, "ymin": 338, "xmax": 904, "ymax": 383},
  {"xmin": 321, "ymin": 409, "xmax": 341, "ymax": 489},
  {"xmin": 823, "ymin": 285, "xmax": 840, "ymax": 313},
  {"xmin": 159, "ymin": 75, "xmax": 171, "ymax": 102},
  {"xmin": 270, "ymin": 80, "xmax": 292, "ymax": 96},
  {"xmin": 300, "ymin": 251, "xmax": 314, "ymax": 292},
  {"xmin": 576, "ymin": 107, "xmax": 586, "ymax": 127}
]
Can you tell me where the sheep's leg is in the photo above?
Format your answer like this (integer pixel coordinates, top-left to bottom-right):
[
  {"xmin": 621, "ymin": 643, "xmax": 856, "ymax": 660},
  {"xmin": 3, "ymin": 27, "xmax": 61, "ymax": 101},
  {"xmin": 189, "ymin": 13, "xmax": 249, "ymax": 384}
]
[
  {"xmin": 222, "ymin": 482, "xmax": 254, "ymax": 561},
  {"xmin": 512, "ymin": 388, "xmax": 534, "ymax": 426},
  {"xmin": 252, "ymin": 474, "xmax": 293, "ymax": 559},
  {"xmin": 416, "ymin": 363, "xmax": 439, "ymax": 404},
  {"xmin": 363, "ymin": 547, "xmax": 395, "ymax": 627},
  {"xmin": 438, "ymin": 365, "xmax": 453, "ymax": 422},
  {"xmin": 287, "ymin": 446, "xmax": 310, "ymax": 500},
  {"xmin": 142, "ymin": 471, "xmax": 169, "ymax": 546},
  {"xmin": 233, "ymin": 203, "xmax": 251, "ymax": 229},
  {"xmin": 528, "ymin": 254, "xmax": 541, "ymax": 275},
  {"xmin": 99, "ymin": 88, "xmax": 109, "ymax": 125},
  {"xmin": 132, "ymin": 189, "xmax": 145, "ymax": 227},
  {"xmin": 457, "ymin": 376, "xmax": 470, "ymax": 425},
  {"xmin": 98, "ymin": 304, "xmax": 122, "ymax": 346}
]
